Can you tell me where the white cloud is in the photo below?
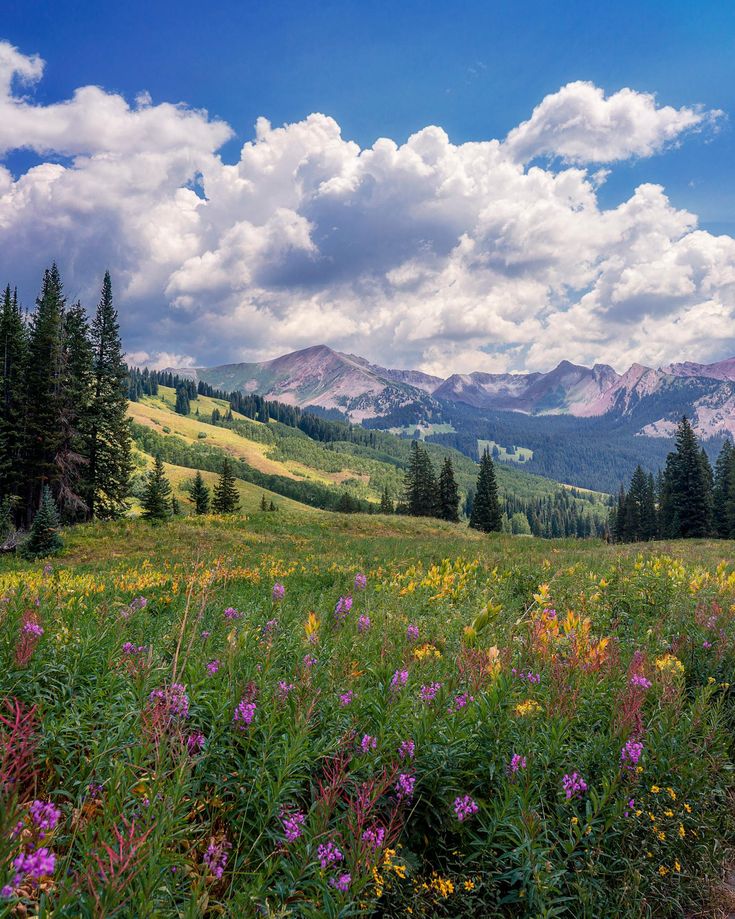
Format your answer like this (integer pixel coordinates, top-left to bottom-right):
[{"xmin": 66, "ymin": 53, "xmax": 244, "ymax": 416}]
[
  {"xmin": 505, "ymin": 80, "xmax": 721, "ymax": 164},
  {"xmin": 0, "ymin": 41, "xmax": 733, "ymax": 378}
]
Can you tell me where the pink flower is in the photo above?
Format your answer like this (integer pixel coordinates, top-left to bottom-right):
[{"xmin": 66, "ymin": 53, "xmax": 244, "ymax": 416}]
[
  {"xmin": 357, "ymin": 615, "xmax": 371, "ymax": 633},
  {"xmin": 449, "ymin": 692, "xmax": 474, "ymax": 712},
  {"xmin": 354, "ymin": 573, "xmax": 367, "ymax": 591},
  {"xmin": 206, "ymin": 660, "xmax": 220, "ymax": 675},
  {"xmin": 223, "ymin": 607, "xmax": 241, "ymax": 620},
  {"xmin": 406, "ymin": 624, "xmax": 419, "ymax": 642},
  {"xmin": 562, "ymin": 772, "xmax": 588, "ymax": 800},
  {"xmin": 233, "ymin": 699, "xmax": 256, "ymax": 730},
  {"xmin": 629, "ymin": 674, "xmax": 652, "ymax": 689},
  {"xmin": 187, "ymin": 732, "xmax": 206, "ymax": 754},
  {"xmin": 419, "ymin": 682, "xmax": 441, "ymax": 704},
  {"xmin": 272, "ymin": 583, "xmax": 285, "ymax": 602},
  {"xmin": 281, "ymin": 808, "xmax": 306, "ymax": 843},
  {"xmin": 395, "ymin": 773, "xmax": 415, "ymax": 801},
  {"xmin": 362, "ymin": 824, "xmax": 385, "ymax": 850},
  {"xmin": 277, "ymin": 681, "xmax": 295, "ymax": 701},
  {"xmin": 329, "ymin": 872, "xmax": 351, "ymax": 892},
  {"xmin": 507, "ymin": 753, "xmax": 527, "ymax": 775},
  {"xmin": 390, "ymin": 669, "xmax": 408, "ymax": 692},
  {"xmin": 317, "ymin": 841, "xmax": 343, "ymax": 869},
  {"xmin": 398, "ymin": 739, "xmax": 415, "ymax": 760},
  {"xmin": 303, "ymin": 654, "xmax": 318, "ymax": 668},
  {"xmin": 621, "ymin": 739, "xmax": 643, "ymax": 770},
  {"xmin": 203, "ymin": 839, "xmax": 230, "ymax": 879},
  {"xmin": 454, "ymin": 795, "xmax": 478, "ymax": 822},
  {"xmin": 360, "ymin": 734, "xmax": 377, "ymax": 753},
  {"xmin": 334, "ymin": 596, "xmax": 353, "ymax": 623},
  {"xmin": 339, "ymin": 691, "xmax": 353, "ymax": 707}
]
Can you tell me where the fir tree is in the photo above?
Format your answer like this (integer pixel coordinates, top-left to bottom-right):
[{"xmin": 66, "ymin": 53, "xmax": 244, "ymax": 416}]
[
  {"xmin": 212, "ymin": 458, "xmax": 240, "ymax": 514},
  {"xmin": 0, "ymin": 286, "xmax": 27, "ymax": 508},
  {"xmin": 713, "ymin": 440, "xmax": 733, "ymax": 537},
  {"xmin": 21, "ymin": 485, "xmax": 63, "ymax": 558},
  {"xmin": 22, "ymin": 265, "xmax": 66, "ymax": 523},
  {"xmin": 403, "ymin": 442, "xmax": 438, "ymax": 516},
  {"xmin": 88, "ymin": 272, "xmax": 132, "ymax": 519},
  {"xmin": 141, "ymin": 455, "xmax": 172, "ymax": 520},
  {"xmin": 379, "ymin": 486, "xmax": 393, "ymax": 514},
  {"xmin": 189, "ymin": 470, "xmax": 210, "ymax": 515},
  {"xmin": 437, "ymin": 457, "xmax": 460, "ymax": 522},
  {"xmin": 175, "ymin": 384, "xmax": 190, "ymax": 416},
  {"xmin": 260, "ymin": 492, "xmax": 268, "ymax": 512},
  {"xmin": 469, "ymin": 449, "xmax": 501, "ymax": 532},
  {"xmin": 660, "ymin": 417, "xmax": 713, "ymax": 538}
]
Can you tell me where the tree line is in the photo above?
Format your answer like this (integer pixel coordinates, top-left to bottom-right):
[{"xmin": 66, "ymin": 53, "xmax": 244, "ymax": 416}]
[
  {"xmin": 613, "ymin": 416, "xmax": 734, "ymax": 542},
  {"xmin": 0, "ymin": 266, "xmax": 131, "ymax": 537}
]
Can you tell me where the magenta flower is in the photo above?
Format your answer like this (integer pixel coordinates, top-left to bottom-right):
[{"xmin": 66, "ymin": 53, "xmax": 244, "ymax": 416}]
[
  {"xmin": 201, "ymin": 630, "xmax": 211, "ymax": 639},
  {"xmin": 317, "ymin": 840, "xmax": 343, "ymax": 869},
  {"xmin": 29, "ymin": 801, "xmax": 61, "ymax": 834},
  {"xmin": 203, "ymin": 839, "xmax": 230, "ymax": 879},
  {"xmin": 395, "ymin": 773, "xmax": 415, "ymax": 801},
  {"xmin": 454, "ymin": 795, "xmax": 479, "ymax": 822},
  {"xmin": 339, "ymin": 690, "xmax": 353, "ymax": 707},
  {"xmin": 13, "ymin": 847, "xmax": 56, "ymax": 883},
  {"xmin": 233, "ymin": 699, "xmax": 256, "ymax": 730},
  {"xmin": 224, "ymin": 606, "xmax": 241, "ymax": 620},
  {"xmin": 419, "ymin": 682, "xmax": 441, "ymax": 704},
  {"xmin": 206, "ymin": 659, "xmax": 220, "ymax": 675},
  {"xmin": 362, "ymin": 824, "xmax": 386, "ymax": 850},
  {"xmin": 149, "ymin": 683, "xmax": 189, "ymax": 719},
  {"xmin": 277, "ymin": 681, "xmax": 295, "ymax": 700},
  {"xmin": 22, "ymin": 621, "xmax": 43, "ymax": 637},
  {"xmin": 334, "ymin": 595, "xmax": 353, "ymax": 623},
  {"xmin": 263, "ymin": 618, "xmax": 279, "ymax": 635},
  {"xmin": 390, "ymin": 669, "xmax": 409, "ymax": 692},
  {"xmin": 629, "ymin": 674, "xmax": 652, "ymax": 689},
  {"xmin": 507, "ymin": 753, "xmax": 527, "ymax": 775},
  {"xmin": 329, "ymin": 872, "xmax": 351, "ymax": 892},
  {"xmin": 406, "ymin": 624, "xmax": 419, "ymax": 642},
  {"xmin": 354, "ymin": 573, "xmax": 367, "ymax": 591},
  {"xmin": 512, "ymin": 667, "xmax": 540, "ymax": 684},
  {"xmin": 621, "ymin": 739, "xmax": 643, "ymax": 770},
  {"xmin": 281, "ymin": 808, "xmax": 306, "ymax": 843},
  {"xmin": 398, "ymin": 739, "xmax": 415, "ymax": 760},
  {"xmin": 357, "ymin": 614, "xmax": 371, "ymax": 633},
  {"xmin": 187, "ymin": 732, "xmax": 206, "ymax": 754},
  {"xmin": 360, "ymin": 734, "xmax": 377, "ymax": 753},
  {"xmin": 562, "ymin": 772, "xmax": 588, "ymax": 800},
  {"xmin": 449, "ymin": 691, "xmax": 474, "ymax": 712},
  {"xmin": 272, "ymin": 583, "xmax": 285, "ymax": 602},
  {"xmin": 303, "ymin": 653, "xmax": 318, "ymax": 668}
]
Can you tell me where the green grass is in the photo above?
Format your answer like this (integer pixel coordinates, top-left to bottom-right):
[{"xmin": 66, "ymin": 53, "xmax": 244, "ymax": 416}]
[{"xmin": 1, "ymin": 512, "xmax": 734, "ymax": 916}]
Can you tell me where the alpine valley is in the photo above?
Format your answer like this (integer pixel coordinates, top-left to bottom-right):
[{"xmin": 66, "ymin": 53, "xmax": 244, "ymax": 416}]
[{"xmin": 168, "ymin": 345, "xmax": 735, "ymax": 493}]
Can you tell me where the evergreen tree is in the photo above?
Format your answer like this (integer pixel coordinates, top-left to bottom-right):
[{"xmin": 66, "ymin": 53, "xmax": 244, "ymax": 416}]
[
  {"xmin": 22, "ymin": 265, "xmax": 66, "ymax": 523},
  {"xmin": 175, "ymin": 384, "xmax": 190, "ymax": 416},
  {"xmin": 403, "ymin": 442, "xmax": 438, "ymax": 516},
  {"xmin": 623, "ymin": 466, "xmax": 648, "ymax": 541},
  {"xmin": 437, "ymin": 457, "xmax": 460, "ymax": 522},
  {"xmin": 141, "ymin": 455, "xmax": 172, "ymax": 520},
  {"xmin": 469, "ymin": 449, "xmax": 501, "ymax": 532},
  {"xmin": 212, "ymin": 458, "xmax": 240, "ymax": 513},
  {"xmin": 713, "ymin": 440, "xmax": 733, "ymax": 537},
  {"xmin": 260, "ymin": 492, "xmax": 268, "ymax": 511},
  {"xmin": 57, "ymin": 302, "xmax": 94, "ymax": 520},
  {"xmin": 0, "ymin": 286, "xmax": 27, "ymax": 507},
  {"xmin": 88, "ymin": 272, "xmax": 132, "ymax": 519},
  {"xmin": 189, "ymin": 470, "xmax": 210, "ymax": 515},
  {"xmin": 379, "ymin": 486, "xmax": 393, "ymax": 514},
  {"xmin": 643, "ymin": 472, "xmax": 657, "ymax": 541},
  {"xmin": 21, "ymin": 485, "xmax": 63, "ymax": 558},
  {"xmin": 660, "ymin": 417, "xmax": 713, "ymax": 538}
]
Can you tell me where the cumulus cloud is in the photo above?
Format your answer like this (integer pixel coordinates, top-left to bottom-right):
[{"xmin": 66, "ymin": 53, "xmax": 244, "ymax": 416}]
[
  {"xmin": 0, "ymin": 40, "xmax": 733, "ymax": 377},
  {"xmin": 505, "ymin": 80, "xmax": 721, "ymax": 164}
]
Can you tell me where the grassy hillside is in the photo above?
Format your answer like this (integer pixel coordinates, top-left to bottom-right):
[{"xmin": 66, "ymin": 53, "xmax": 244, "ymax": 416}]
[
  {"xmin": 128, "ymin": 388, "xmax": 611, "ymax": 521},
  {"xmin": 0, "ymin": 512, "xmax": 733, "ymax": 915}
]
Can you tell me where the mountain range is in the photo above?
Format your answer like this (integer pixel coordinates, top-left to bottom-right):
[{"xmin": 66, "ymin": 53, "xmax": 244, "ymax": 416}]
[{"xmin": 172, "ymin": 345, "xmax": 735, "ymax": 439}]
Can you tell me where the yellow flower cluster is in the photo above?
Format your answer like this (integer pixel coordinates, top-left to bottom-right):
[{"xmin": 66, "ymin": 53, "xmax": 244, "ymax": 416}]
[
  {"xmin": 655, "ymin": 654, "xmax": 685, "ymax": 677},
  {"xmin": 413, "ymin": 643, "xmax": 442, "ymax": 661},
  {"xmin": 515, "ymin": 699, "xmax": 542, "ymax": 717}
]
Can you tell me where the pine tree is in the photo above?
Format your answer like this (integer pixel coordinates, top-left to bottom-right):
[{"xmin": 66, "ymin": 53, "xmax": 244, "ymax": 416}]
[
  {"xmin": 0, "ymin": 286, "xmax": 27, "ymax": 508},
  {"xmin": 469, "ymin": 449, "xmax": 501, "ymax": 532},
  {"xmin": 22, "ymin": 265, "xmax": 66, "ymax": 523},
  {"xmin": 623, "ymin": 466, "xmax": 648, "ymax": 541},
  {"xmin": 21, "ymin": 485, "xmax": 63, "ymax": 558},
  {"xmin": 403, "ymin": 442, "xmax": 438, "ymax": 516},
  {"xmin": 437, "ymin": 457, "xmax": 460, "ymax": 522},
  {"xmin": 660, "ymin": 417, "xmax": 713, "ymax": 538},
  {"xmin": 212, "ymin": 458, "xmax": 240, "ymax": 514},
  {"xmin": 643, "ymin": 472, "xmax": 657, "ymax": 541},
  {"xmin": 57, "ymin": 302, "xmax": 94, "ymax": 520},
  {"xmin": 713, "ymin": 440, "xmax": 733, "ymax": 537},
  {"xmin": 379, "ymin": 486, "xmax": 393, "ymax": 514},
  {"xmin": 141, "ymin": 455, "xmax": 172, "ymax": 520},
  {"xmin": 175, "ymin": 384, "xmax": 190, "ymax": 416},
  {"xmin": 260, "ymin": 492, "xmax": 268, "ymax": 512},
  {"xmin": 88, "ymin": 272, "xmax": 132, "ymax": 519},
  {"xmin": 189, "ymin": 470, "xmax": 210, "ymax": 515}
]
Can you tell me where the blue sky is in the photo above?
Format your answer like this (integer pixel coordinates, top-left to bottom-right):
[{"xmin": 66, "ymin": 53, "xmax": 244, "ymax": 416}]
[{"xmin": 1, "ymin": 1, "xmax": 735, "ymax": 373}]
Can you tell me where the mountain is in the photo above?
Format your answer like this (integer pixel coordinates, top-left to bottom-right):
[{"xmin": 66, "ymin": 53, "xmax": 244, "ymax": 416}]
[{"xmin": 170, "ymin": 346, "xmax": 735, "ymax": 439}]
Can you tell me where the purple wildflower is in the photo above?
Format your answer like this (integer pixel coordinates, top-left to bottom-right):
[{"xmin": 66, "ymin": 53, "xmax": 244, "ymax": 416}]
[
  {"xmin": 339, "ymin": 691, "xmax": 353, "ymax": 707},
  {"xmin": 562, "ymin": 772, "xmax": 588, "ymax": 800},
  {"xmin": 29, "ymin": 800, "xmax": 61, "ymax": 834},
  {"xmin": 624, "ymin": 797, "xmax": 636, "ymax": 817},
  {"xmin": 395, "ymin": 773, "xmax": 415, "ymax": 801},
  {"xmin": 398, "ymin": 739, "xmax": 415, "ymax": 760},
  {"xmin": 508, "ymin": 754, "xmax": 527, "ymax": 775},
  {"xmin": 303, "ymin": 653, "xmax": 318, "ymax": 668},
  {"xmin": 354, "ymin": 573, "xmax": 367, "ymax": 591},
  {"xmin": 201, "ymin": 630, "xmax": 211, "ymax": 639},
  {"xmin": 277, "ymin": 681, "xmax": 295, "ymax": 700},
  {"xmin": 223, "ymin": 607, "xmax": 240, "ymax": 620},
  {"xmin": 454, "ymin": 795, "xmax": 479, "ymax": 822},
  {"xmin": 360, "ymin": 734, "xmax": 377, "ymax": 753},
  {"xmin": 317, "ymin": 841, "xmax": 343, "ymax": 869},
  {"xmin": 334, "ymin": 595, "xmax": 353, "ymax": 623},
  {"xmin": 329, "ymin": 872, "xmax": 351, "ymax": 892},
  {"xmin": 206, "ymin": 660, "xmax": 220, "ymax": 675},
  {"xmin": 187, "ymin": 732, "xmax": 206, "ymax": 754},
  {"xmin": 233, "ymin": 699, "xmax": 256, "ymax": 730},
  {"xmin": 629, "ymin": 674, "xmax": 652, "ymax": 689},
  {"xmin": 22, "ymin": 621, "xmax": 43, "ymax": 637},
  {"xmin": 262, "ymin": 618, "xmax": 279, "ymax": 636},
  {"xmin": 281, "ymin": 808, "xmax": 306, "ymax": 843},
  {"xmin": 357, "ymin": 614, "xmax": 371, "ymax": 633},
  {"xmin": 1, "ymin": 885, "xmax": 13, "ymax": 898},
  {"xmin": 621, "ymin": 739, "xmax": 644, "ymax": 771},
  {"xmin": 203, "ymin": 839, "xmax": 230, "ymax": 879},
  {"xmin": 419, "ymin": 682, "xmax": 441, "ymax": 704},
  {"xmin": 390, "ymin": 669, "xmax": 408, "ymax": 692},
  {"xmin": 271, "ymin": 583, "xmax": 285, "ymax": 602},
  {"xmin": 362, "ymin": 824, "xmax": 386, "ymax": 850},
  {"xmin": 13, "ymin": 847, "xmax": 56, "ymax": 883},
  {"xmin": 149, "ymin": 683, "xmax": 189, "ymax": 719},
  {"xmin": 449, "ymin": 692, "xmax": 474, "ymax": 712},
  {"xmin": 406, "ymin": 624, "xmax": 420, "ymax": 642}
]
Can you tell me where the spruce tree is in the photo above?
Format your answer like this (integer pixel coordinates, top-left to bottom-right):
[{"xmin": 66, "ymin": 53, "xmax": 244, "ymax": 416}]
[
  {"xmin": 0, "ymin": 286, "xmax": 27, "ymax": 508},
  {"xmin": 660, "ymin": 417, "xmax": 713, "ymax": 538},
  {"xmin": 437, "ymin": 457, "xmax": 460, "ymax": 522},
  {"xmin": 22, "ymin": 265, "xmax": 66, "ymax": 523},
  {"xmin": 21, "ymin": 485, "xmax": 63, "ymax": 558},
  {"xmin": 175, "ymin": 384, "xmax": 190, "ymax": 416},
  {"xmin": 469, "ymin": 449, "xmax": 501, "ymax": 532},
  {"xmin": 623, "ymin": 466, "xmax": 648, "ymax": 542},
  {"xmin": 189, "ymin": 470, "xmax": 210, "ymax": 515},
  {"xmin": 141, "ymin": 455, "xmax": 172, "ymax": 520},
  {"xmin": 403, "ymin": 442, "xmax": 438, "ymax": 516},
  {"xmin": 260, "ymin": 492, "xmax": 268, "ymax": 512},
  {"xmin": 713, "ymin": 440, "xmax": 733, "ymax": 537},
  {"xmin": 212, "ymin": 458, "xmax": 240, "ymax": 514},
  {"xmin": 88, "ymin": 272, "xmax": 132, "ymax": 519},
  {"xmin": 379, "ymin": 486, "xmax": 393, "ymax": 514}
]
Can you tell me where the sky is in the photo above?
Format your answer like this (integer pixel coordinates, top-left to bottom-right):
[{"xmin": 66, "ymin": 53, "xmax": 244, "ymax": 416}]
[{"xmin": 1, "ymin": 0, "xmax": 735, "ymax": 376}]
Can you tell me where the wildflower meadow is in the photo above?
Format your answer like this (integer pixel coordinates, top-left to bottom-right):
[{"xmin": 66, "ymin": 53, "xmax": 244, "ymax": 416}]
[{"xmin": 1, "ymin": 511, "xmax": 735, "ymax": 916}]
